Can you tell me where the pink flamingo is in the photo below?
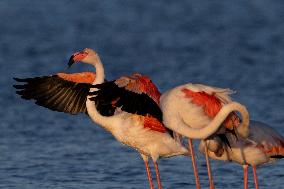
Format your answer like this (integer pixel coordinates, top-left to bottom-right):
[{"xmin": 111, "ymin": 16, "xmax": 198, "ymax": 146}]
[
  {"xmin": 160, "ymin": 83, "xmax": 250, "ymax": 189},
  {"xmin": 199, "ymin": 120, "xmax": 284, "ymax": 189},
  {"xmin": 14, "ymin": 48, "xmax": 188, "ymax": 189}
]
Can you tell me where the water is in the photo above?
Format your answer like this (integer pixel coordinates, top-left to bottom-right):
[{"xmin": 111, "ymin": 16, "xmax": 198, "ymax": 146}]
[{"xmin": 1, "ymin": 0, "xmax": 284, "ymax": 188}]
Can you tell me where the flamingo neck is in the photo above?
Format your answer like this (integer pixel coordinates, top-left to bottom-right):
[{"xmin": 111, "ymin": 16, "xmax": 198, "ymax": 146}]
[
  {"xmin": 86, "ymin": 57, "xmax": 116, "ymax": 130},
  {"xmin": 92, "ymin": 56, "xmax": 104, "ymax": 85},
  {"xmin": 168, "ymin": 102, "xmax": 249, "ymax": 139}
]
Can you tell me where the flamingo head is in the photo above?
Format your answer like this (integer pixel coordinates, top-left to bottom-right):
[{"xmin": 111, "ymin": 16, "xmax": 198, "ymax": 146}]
[{"xmin": 68, "ymin": 48, "xmax": 100, "ymax": 67}]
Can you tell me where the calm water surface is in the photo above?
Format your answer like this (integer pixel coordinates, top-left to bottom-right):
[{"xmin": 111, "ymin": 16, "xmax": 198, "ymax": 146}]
[{"xmin": 1, "ymin": 1, "xmax": 284, "ymax": 188}]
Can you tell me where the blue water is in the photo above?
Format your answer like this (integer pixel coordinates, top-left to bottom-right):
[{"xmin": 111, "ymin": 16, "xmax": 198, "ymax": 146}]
[{"xmin": 1, "ymin": 1, "xmax": 284, "ymax": 188}]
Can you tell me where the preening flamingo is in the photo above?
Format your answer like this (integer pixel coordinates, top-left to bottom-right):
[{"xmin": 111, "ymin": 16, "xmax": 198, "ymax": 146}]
[
  {"xmin": 199, "ymin": 120, "xmax": 284, "ymax": 189},
  {"xmin": 160, "ymin": 83, "xmax": 250, "ymax": 189},
  {"xmin": 14, "ymin": 48, "xmax": 188, "ymax": 189}
]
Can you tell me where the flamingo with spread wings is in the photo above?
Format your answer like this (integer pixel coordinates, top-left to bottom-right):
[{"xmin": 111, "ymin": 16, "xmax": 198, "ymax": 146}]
[
  {"xmin": 160, "ymin": 83, "xmax": 250, "ymax": 189},
  {"xmin": 199, "ymin": 120, "xmax": 284, "ymax": 189},
  {"xmin": 88, "ymin": 73, "xmax": 189, "ymax": 189},
  {"xmin": 14, "ymin": 48, "xmax": 188, "ymax": 189}
]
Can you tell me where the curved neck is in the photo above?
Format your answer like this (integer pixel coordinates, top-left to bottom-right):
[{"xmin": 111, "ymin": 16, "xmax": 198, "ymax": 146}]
[
  {"xmin": 175, "ymin": 102, "xmax": 250, "ymax": 139},
  {"xmin": 86, "ymin": 55, "xmax": 116, "ymax": 129},
  {"xmin": 234, "ymin": 103, "xmax": 250, "ymax": 138},
  {"xmin": 86, "ymin": 98, "xmax": 116, "ymax": 129}
]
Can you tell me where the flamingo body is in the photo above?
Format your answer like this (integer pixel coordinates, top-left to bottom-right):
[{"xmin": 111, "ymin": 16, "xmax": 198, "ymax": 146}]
[
  {"xmin": 88, "ymin": 74, "xmax": 188, "ymax": 161},
  {"xmin": 199, "ymin": 120, "xmax": 284, "ymax": 189},
  {"xmin": 199, "ymin": 121, "xmax": 284, "ymax": 166},
  {"xmin": 161, "ymin": 83, "xmax": 233, "ymax": 130},
  {"xmin": 160, "ymin": 83, "xmax": 247, "ymax": 138},
  {"xmin": 101, "ymin": 112, "xmax": 187, "ymax": 160},
  {"xmin": 87, "ymin": 72, "xmax": 188, "ymax": 189},
  {"xmin": 160, "ymin": 83, "xmax": 249, "ymax": 189},
  {"xmin": 181, "ymin": 88, "xmax": 240, "ymax": 130}
]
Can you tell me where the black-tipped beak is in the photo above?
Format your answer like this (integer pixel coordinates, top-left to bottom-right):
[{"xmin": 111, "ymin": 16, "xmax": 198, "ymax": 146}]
[{"xmin": 68, "ymin": 55, "xmax": 75, "ymax": 68}]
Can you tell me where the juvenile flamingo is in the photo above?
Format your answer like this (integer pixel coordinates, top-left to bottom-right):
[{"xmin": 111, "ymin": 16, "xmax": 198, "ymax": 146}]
[
  {"xmin": 199, "ymin": 120, "xmax": 284, "ymax": 189},
  {"xmin": 160, "ymin": 83, "xmax": 250, "ymax": 189},
  {"xmin": 14, "ymin": 48, "xmax": 188, "ymax": 189}
]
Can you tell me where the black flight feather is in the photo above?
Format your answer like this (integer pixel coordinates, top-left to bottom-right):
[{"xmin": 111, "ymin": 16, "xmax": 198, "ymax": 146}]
[{"xmin": 13, "ymin": 76, "xmax": 92, "ymax": 115}]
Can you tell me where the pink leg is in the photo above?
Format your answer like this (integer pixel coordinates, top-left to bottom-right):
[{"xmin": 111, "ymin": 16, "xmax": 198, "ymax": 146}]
[
  {"xmin": 243, "ymin": 165, "xmax": 248, "ymax": 189},
  {"xmin": 153, "ymin": 161, "xmax": 163, "ymax": 189},
  {"xmin": 143, "ymin": 159, "xmax": 155, "ymax": 189},
  {"xmin": 188, "ymin": 139, "xmax": 201, "ymax": 189},
  {"xmin": 252, "ymin": 165, "xmax": 259, "ymax": 189},
  {"xmin": 204, "ymin": 141, "xmax": 215, "ymax": 189}
]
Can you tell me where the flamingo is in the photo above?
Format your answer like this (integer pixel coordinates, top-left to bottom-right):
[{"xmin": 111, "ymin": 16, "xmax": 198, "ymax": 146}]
[
  {"xmin": 159, "ymin": 83, "xmax": 250, "ymax": 189},
  {"xmin": 199, "ymin": 120, "xmax": 284, "ymax": 189},
  {"xmin": 14, "ymin": 48, "xmax": 188, "ymax": 189}
]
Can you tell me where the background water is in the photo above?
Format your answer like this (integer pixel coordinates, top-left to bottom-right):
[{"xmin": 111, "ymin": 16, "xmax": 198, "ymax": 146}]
[{"xmin": 1, "ymin": 0, "xmax": 284, "ymax": 188}]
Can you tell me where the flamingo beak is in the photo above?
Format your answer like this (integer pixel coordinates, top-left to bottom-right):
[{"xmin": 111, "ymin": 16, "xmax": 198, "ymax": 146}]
[{"xmin": 68, "ymin": 51, "xmax": 88, "ymax": 68}]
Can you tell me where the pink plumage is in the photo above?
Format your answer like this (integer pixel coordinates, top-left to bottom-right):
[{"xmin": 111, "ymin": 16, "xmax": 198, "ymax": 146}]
[{"xmin": 199, "ymin": 120, "xmax": 284, "ymax": 189}]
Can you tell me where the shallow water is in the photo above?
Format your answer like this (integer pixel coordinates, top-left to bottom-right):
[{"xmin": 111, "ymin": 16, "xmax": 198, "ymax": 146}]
[{"xmin": 1, "ymin": 1, "xmax": 284, "ymax": 188}]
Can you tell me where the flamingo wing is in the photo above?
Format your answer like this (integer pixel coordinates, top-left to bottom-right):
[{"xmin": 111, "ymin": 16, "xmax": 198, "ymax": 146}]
[
  {"xmin": 181, "ymin": 84, "xmax": 240, "ymax": 129},
  {"xmin": 89, "ymin": 73, "xmax": 167, "ymax": 133},
  {"xmin": 89, "ymin": 80, "xmax": 162, "ymax": 121},
  {"xmin": 248, "ymin": 121, "xmax": 284, "ymax": 158},
  {"xmin": 13, "ymin": 72, "xmax": 96, "ymax": 115},
  {"xmin": 114, "ymin": 73, "xmax": 161, "ymax": 104}
]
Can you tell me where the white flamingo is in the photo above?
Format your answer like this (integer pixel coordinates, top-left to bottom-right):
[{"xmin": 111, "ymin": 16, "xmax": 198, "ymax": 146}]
[
  {"xmin": 14, "ymin": 48, "xmax": 188, "ymax": 189},
  {"xmin": 160, "ymin": 83, "xmax": 250, "ymax": 189}
]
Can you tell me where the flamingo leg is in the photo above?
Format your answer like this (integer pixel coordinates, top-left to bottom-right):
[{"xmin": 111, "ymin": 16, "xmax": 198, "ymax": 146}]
[
  {"xmin": 204, "ymin": 140, "xmax": 215, "ymax": 189},
  {"xmin": 144, "ymin": 160, "xmax": 155, "ymax": 189},
  {"xmin": 153, "ymin": 161, "xmax": 163, "ymax": 189},
  {"xmin": 252, "ymin": 165, "xmax": 259, "ymax": 189},
  {"xmin": 188, "ymin": 139, "xmax": 201, "ymax": 189},
  {"xmin": 141, "ymin": 155, "xmax": 155, "ymax": 189},
  {"xmin": 243, "ymin": 165, "xmax": 248, "ymax": 189}
]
